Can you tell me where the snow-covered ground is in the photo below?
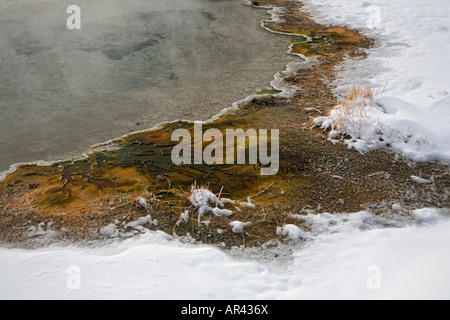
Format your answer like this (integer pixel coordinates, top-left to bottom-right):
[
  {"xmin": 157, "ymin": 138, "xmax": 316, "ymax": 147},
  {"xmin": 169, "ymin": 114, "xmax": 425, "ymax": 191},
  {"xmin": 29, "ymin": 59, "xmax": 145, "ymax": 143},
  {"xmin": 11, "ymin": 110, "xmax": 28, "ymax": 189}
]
[
  {"xmin": 0, "ymin": 209, "xmax": 448, "ymax": 300},
  {"xmin": 303, "ymin": 0, "xmax": 450, "ymax": 162}
]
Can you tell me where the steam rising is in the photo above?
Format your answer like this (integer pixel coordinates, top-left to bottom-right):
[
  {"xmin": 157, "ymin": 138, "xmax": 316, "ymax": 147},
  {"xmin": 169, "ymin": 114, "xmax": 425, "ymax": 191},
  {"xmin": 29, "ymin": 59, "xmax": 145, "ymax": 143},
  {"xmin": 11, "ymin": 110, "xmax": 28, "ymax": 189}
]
[{"xmin": 0, "ymin": 0, "xmax": 294, "ymax": 170}]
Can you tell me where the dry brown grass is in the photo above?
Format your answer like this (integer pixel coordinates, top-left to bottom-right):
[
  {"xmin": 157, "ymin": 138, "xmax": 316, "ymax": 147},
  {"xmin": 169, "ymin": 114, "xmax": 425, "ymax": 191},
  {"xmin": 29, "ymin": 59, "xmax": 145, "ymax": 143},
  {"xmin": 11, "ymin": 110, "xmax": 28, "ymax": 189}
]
[
  {"xmin": 344, "ymin": 85, "xmax": 375, "ymax": 101},
  {"xmin": 332, "ymin": 85, "xmax": 376, "ymax": 132}
]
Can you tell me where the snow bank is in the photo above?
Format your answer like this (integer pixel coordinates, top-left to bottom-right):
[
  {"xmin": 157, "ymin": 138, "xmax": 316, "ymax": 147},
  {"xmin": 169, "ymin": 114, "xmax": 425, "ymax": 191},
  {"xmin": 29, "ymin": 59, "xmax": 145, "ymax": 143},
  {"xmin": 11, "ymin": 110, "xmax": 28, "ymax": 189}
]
[
  {"xmin": 298, "ymin": 211, "xmax": 374, "ymax": 234},
  {"xmin": 286, "ymin": 214, "xmax": 450, "ymax": 300},
  {"xmin": 295, "ymin": 208, "xmax": 448, "ymax": 235},
  {"xmin": 303, "ymin": 0, "xmax": 450, "ymax": 163},
  {"xmin": 316, "ymin": 95, "xmax": 450, "ymax": 162},
  {"xmin": 1, "ymin": 209, "xmax": 449, "ymax": 299},
  {"xmin": 411, "ymin": 208, "xmax": 446, "ymax": 224},
  {"xmin": 301, "ymin": 0, "xmax": 450, "ymax": 105}
]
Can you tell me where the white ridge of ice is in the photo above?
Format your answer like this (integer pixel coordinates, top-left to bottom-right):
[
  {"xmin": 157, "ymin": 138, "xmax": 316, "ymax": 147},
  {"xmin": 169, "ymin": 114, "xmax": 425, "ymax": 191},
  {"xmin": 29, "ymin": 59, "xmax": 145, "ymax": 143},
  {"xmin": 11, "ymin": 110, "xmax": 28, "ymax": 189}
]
[
  {"xmin": 211, "ymin": 207, "xmax": 234, "ymax": 217},
  {"xmin": 125, "ymin": 215, "xmax": 156, "ymax": 229},
  {"xmin": 411, "ymin": 175, "xmax": 432, "ymax": 184}
]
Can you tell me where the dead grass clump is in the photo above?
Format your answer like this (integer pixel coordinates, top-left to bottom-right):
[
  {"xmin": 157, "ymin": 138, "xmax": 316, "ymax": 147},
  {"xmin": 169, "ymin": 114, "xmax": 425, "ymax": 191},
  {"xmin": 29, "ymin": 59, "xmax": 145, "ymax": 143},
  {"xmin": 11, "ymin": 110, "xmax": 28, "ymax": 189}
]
[
  {"xmin": 344, "ymin": 85, "xmax": 375, "ymax": 102},
  {"xmin": 332, "ymin": 85, "xmax": 375, "ymax": 132}
]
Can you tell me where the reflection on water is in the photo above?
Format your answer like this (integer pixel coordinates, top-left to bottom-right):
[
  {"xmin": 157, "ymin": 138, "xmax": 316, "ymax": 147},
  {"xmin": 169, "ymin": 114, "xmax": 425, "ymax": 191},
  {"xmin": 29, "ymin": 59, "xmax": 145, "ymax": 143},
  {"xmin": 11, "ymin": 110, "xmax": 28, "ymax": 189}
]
[{"xmin": 0, "ymin": 0, "xmax": 294, "ymax": 171}]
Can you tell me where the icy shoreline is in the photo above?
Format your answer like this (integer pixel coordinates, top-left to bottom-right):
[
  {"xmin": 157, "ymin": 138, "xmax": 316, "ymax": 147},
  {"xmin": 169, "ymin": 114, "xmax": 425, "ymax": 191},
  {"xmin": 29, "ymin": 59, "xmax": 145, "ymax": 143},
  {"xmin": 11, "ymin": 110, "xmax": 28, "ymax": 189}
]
[
  {"xmin": 301, "ymin": 0, "xmax": 450, "ymax": 164},
  {"xmin": 0, "ymin": 0, "xmax": 296, "ymax": 172},
  {"xmin": 1, "ymin": 208, "xmax": 448, "ymax": 299},
  {"xmin": 0, "ymin": 1, "xmax": 303, "ymax": 182}
]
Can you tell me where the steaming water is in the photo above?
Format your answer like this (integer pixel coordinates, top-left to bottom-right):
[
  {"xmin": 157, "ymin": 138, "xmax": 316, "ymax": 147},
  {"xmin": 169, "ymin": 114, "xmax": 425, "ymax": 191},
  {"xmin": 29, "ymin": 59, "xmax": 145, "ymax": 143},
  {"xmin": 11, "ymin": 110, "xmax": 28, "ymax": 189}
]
[{"xmin": 0, "ymin": 0, "xmax": 295, "ymax": 171}]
